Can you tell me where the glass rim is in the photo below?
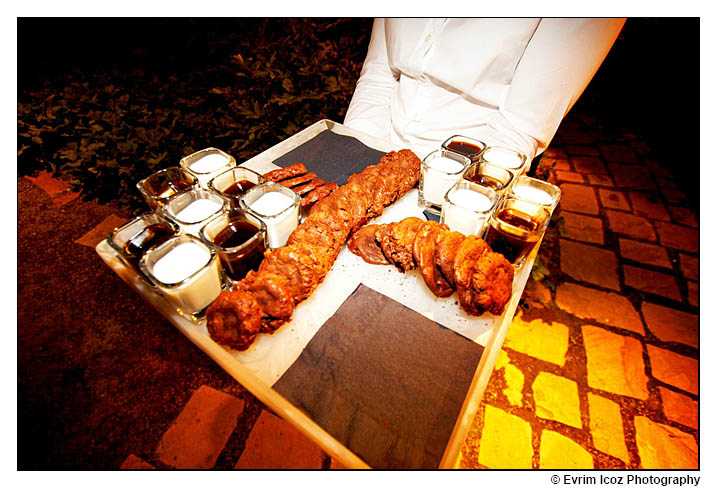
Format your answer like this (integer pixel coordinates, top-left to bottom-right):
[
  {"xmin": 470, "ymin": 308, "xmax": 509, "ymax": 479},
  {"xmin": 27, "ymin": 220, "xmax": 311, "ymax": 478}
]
[
  {"xmin": 140, "ymin": 234, "xmax": 217, "ymax": 289},
  {"xmin": 163, "ymin": 188, "xmax": 228, "ymax": 225},
  {"xmin": 207, "ymin": 165, "xmax": 267, "ymax": 195},
  {"xmin": 511, "ymin": 175, "xmax": 562, "ymax": 197},
  {"xmin": 180, "ymin": 147, "xmax": 236, "ymax": 175},
  {"xmin": 481, "ymin": 146, "xmax": 528, "ymax": 169},
  {"xmin": 240, "ymin": 181, "xmax": 301, "ymax": 219},
  {"xmin": 489, "ymin": 197, "xmax": 550, "ymax": 236},
  {"xmin": 445, "ymin": 180, "xmax": 498, "ymax": 211},
  {"xmin": 107, "ymin": 212, "xmax": 178, "ymax": 256},
  {"xmin": 136, "ymin": 166, "xmax": 198, "ymax": 197},
  {"xmin": 441, "ymin": 134, "xmax": 487, "ymax": 151},
  {"xmin": 199, "ymin": 208, "xmax": 267, "ymax": 253},
  {"xmin": 464, "ymin": 161, "xmax": 515, "ymax": 184},
  {"xmin": 422, "ymin": 149, "xmax": 471, "ymax": 176}
]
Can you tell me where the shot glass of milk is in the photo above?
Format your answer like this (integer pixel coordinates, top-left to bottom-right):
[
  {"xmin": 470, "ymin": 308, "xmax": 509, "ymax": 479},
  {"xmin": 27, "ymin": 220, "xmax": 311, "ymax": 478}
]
[
  {"xmin": 480, "ymin": 146, "xmax": 528, "ymax": 177},
  {"xmin": 509, "ymin": 175, "xmax": 561, "ymax": 220},
  {"xmin": 162, "ymin": 188, "xmax": 228, "ymax": 237},
  {"xmin": 418, "ymin": 149, "xmax": 471, "ymax": 215},
  {"xmin": 140, "ymin": 234, "xmax": 224, "ymax": 317},
  {"xmin": 180, "ymin": 148, "xmax": 237, "ymax": 188},
  {"xmin": 241, "ymin": 182, "xmax": 300, "ymax": 249},
  {"xmin": 440, "ymin": 181, "xmax": 498, "ymax": 236}
]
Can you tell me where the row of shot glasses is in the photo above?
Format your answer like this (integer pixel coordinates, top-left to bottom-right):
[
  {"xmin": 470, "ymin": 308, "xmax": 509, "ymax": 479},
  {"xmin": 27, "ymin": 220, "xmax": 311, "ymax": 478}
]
[
  {"xmin": 419, "ymin": 135, "xmax": 561, "ymax": 268},
  {"xmin": 109, "ymin": 148, "xmax": 302, "ymax": 318}
]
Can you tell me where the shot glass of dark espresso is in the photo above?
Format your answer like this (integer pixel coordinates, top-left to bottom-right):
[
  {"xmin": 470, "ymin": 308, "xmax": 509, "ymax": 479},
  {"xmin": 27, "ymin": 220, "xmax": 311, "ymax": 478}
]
[
  {"xmin": 462, "ymin": 162, "xmax": 514, "ymax": 196},
  {"xmin": 442, "ymin": 135, "xmax": 487, "ymax": 162},
  {"xmin": 199, "ymin": 208, "xmax": 266, "ymax": 282},
  {"xmin": 137, "ymin": 167, "xmax": 198, "ymax": 210},
  {"xmin": 208, "ymin": 166, "xmax": 266, "ymax": 208},
  {"xmin": 484, "ymin": 198, "xmax": 549, "ymax": 268},
  {"xmin": 108, "ymin": 213, "xmax": 178, "ymax": 269}
]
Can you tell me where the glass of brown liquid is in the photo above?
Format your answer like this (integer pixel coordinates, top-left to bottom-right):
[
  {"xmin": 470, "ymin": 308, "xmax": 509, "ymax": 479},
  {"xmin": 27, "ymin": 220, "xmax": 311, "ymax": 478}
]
[
  {"xmin": 199, "ymin": 208, "xmax": 266, "ymax": 283},
  {"xmin": 208, "ymin": 166, "xmax": 266, "ymax": 208},
  {"xmin": 484, "ymin": 198, "xmax": 550, "ymax": 268},
  {"xmin": 442, "ymin": 135, "xmax": 487, "ymax": 162},
  {"xmin": 462, "ymin": 162, "xmax": 514, "ymax": 196},
  {"xmin": 108, "ymin": 213, "xmax": 178, "ymax": 270},
  {"xmin": 137, "ymin": 167, "xmax": 198, "ymax": 210}
]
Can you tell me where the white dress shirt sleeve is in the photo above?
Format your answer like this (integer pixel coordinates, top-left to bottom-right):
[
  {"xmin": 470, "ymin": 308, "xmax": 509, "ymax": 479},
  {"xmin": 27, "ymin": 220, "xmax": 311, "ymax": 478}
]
[
  {"xmin": 476, "ymin": 18, "xmax": 626, "ymax": 159},
  {"xmin": 343, "ymin": 19, "xmax": 398, "ymax": 140}
]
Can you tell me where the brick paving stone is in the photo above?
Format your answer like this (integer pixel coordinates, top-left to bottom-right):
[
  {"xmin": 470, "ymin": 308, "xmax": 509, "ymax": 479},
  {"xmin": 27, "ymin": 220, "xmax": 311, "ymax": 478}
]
[
  {"xmin": 560, "ymin": 239, "xmax": 620, "ymax": 290},
  {"xmin": 559, "ymin": 211, "xmax": 604, "ymax": 245},
  {"xmin": 532, "ymin": 372, "xmax": 582, "ymax": 428},
  {"xmin": 679, "ymin": 254, "xmax": 698, "ymax": 281},
  {"xmin": 599, "ymin": 144, "xmax": 639, "ymax": 163},
  {"xmin": 24, "ymin": 170, "xmax": 71, "ymax": 196},
  {"xmin": 235, "ymin": 410, "xmax": 324, "ymax": 469},
  {"xmin": 554, "ymin": 170, "xmax": 585, "ymax": 183},
  {"xmin": 618, "ymin": 239, "xmax": 671, "ymax": 268},
  {"xmin": 572, "ymin": 156, "xmax": 607, "ymax": 175},
  {"xmin": 74, "ymin": 213, "xmax": 129, "ymax": 248},
  {"xmin": 587, "ymin": 393, "xmax": 630, "ymax": 464},
  {"xmin": 495, "ymin": 349, "xmax": 524, "ymax": 407},
  {"xmin": 659, "ymin": 387, "xmax": 698, "ymax": 430},
  {"xmin": 566, "ymin": 145, "xmax": 601, "ymax": 157},
  {"xmin": 598, "ymin": 189, "xmax": 631, "ymax": 211},
  {"xmin": 582, "ymin": 326, "xmax": 649, "ymax": 400},
  {"xmin": 645, "ymin": 160, "xmax": 673, "ymax": 179},
  {"xmin": 655, "ymin": 222, "xmax": 698, "ymax": 253},
  {"xmin": 156, "ymin": 385, "xmax": 245, "ymax": 469},
  {"xmin": 504, "ymin": 312, "xmax": 569, "ymax": 367},
  {"xmin": 657, "ymin": 178, "xmax": 687, "ymax": 204},
  {"xmin": 120, "ymin": 454, "xmax": 155, "ymax": 469},
  {"xmin": 555, "ymin": 283, "xmax": 644, "ymax": 335},
  {"xmin": 628, "ymin": 192, "xmax": 670, "ymax": 221},
  {"xmin": 668, "ymin": 206, "xmax": 698, "ymax": 228},
  {"xmin": 608, "ymin": 164, "xmax": 655, "ymax": 190},
  {"xmin": 52, "ymin": 190, "xmax": 81, "ymax": 207},
  {"xmin": 630, "ymin": 140, "xmax": 652, "ymax": 156},
  {"xmin": 543, "ymin": 147, "xmax": 568, "ymax": 159},
  {"xmin": 687, "ymin": 280, "xmax": 698, "ymax": 307},
  {"xmin": 552, "ymin": 159, "xmax": 571, "ymax": 171},
  {"xmin": 646, "ymin": 345, "xmax": 698, "ymax": 395},
  {"xmin": 478, "ymin": 405, "xmax": 533, "ymax": 469},
  {"xmin": 605, "ymin": 210, "xmax": 656, "ymax": 241},
  {"xmin": 587, "ymin": 174, "xmax": 614, "ymax": 186},
  {"xmin": 559, "ymin": 183, "xmax": 599, "ymax": 214},
  {"xmin": 643, "ymin": 160, "xmax": 673, "ymax": 179},
  {"xmin": 623, "ymin": 265, "xmax": 681, "ymax": 301},
  {"xmin": 634, "ymin": 416, "xmax": 698, "ymax": 469},
  {"xmin": 641, "ymin": 303, "xmax": 698, "ymax": 349},
  {"xmin": 539, "ymin": 430, "xmax": 594, "ymax": 469}
]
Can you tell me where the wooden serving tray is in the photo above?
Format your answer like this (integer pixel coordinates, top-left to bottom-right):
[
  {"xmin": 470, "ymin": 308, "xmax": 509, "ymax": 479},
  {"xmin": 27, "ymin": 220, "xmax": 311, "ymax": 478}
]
[{"xmin": 96, "ymin": 120, "xmax": 538, "ymax": 469}]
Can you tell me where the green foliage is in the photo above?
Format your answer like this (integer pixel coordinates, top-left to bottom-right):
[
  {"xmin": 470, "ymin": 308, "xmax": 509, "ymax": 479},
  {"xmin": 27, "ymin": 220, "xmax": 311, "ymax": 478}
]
[{"xmin": 18, "ymin": 18, "xmax": 372, "ymax": 212}]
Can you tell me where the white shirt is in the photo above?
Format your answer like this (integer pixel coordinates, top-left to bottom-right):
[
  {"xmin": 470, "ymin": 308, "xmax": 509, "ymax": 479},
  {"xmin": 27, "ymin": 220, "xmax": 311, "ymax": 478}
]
[{"xmin": 344, "ymin": 18, "xmax": 626, "ymax": 160}]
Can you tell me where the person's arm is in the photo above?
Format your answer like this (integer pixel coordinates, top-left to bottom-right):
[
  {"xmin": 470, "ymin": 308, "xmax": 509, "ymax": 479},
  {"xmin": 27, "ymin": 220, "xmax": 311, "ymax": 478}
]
[
  {"xmin": 343, "ymin": 19, "xmax": 399, "ymax": 140},
  {"xmin": 475, "ymin": 18, "xmax": 626, "ymax": 159}
]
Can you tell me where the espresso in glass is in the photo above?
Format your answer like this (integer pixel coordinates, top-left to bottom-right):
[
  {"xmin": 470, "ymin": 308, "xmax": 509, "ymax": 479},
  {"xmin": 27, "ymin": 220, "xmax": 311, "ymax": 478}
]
[
  {"xmin": 124, "ymin": 223, "xmax": 176, "ymax": 261},
  {"xmin": 136, "ymin": 167, "xmax": 198, "ymax": 210},
  {"xmin": 442, "ymin": 135, "xmax": 487, "ymax": 162},
  {"xmin": 484, "ymin": 198, "xmax": 549, "ymax": 266},
  {"xmin": 200, "ymin": 209, "xmax": 267, "ymax": 282},
  {"xmin": 108, "ymin": 213, "xmax": 178, "ymax": 269},
  {"xmin": 221, "ymin": 180, "xmax": 257, "ymax": 197},
  {"xmin": 463, "ymin": 162, "xmax": 514, "ymax": 195}
]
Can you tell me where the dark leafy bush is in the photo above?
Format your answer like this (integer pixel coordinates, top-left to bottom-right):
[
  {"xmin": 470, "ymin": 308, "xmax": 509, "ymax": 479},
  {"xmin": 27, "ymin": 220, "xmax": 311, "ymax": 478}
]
[{"xmin": 18, "ymin": 18, "xmax": 372, "ymax": 212}]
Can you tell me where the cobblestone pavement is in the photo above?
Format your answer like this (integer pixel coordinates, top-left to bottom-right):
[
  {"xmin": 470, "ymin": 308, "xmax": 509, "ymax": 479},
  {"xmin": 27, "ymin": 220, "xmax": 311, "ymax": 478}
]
[{"xmin": 18, "ymin": 112, "xmax": 698, "ymax": 470}]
